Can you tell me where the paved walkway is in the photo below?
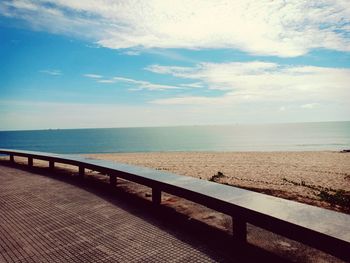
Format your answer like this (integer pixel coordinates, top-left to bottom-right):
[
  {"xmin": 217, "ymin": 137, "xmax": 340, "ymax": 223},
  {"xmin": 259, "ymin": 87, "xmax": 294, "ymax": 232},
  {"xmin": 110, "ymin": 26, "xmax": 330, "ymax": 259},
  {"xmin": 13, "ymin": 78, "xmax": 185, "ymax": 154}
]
[{"xmin": 0, "ymin": 165, "xmax": 237, "ymax": 263}]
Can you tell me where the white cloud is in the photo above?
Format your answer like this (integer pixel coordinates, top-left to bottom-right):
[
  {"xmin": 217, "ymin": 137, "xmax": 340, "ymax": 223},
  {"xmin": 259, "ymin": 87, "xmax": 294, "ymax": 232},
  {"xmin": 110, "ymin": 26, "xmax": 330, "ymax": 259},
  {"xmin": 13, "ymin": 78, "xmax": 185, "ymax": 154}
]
[
  {"xmin": 301, "ymin": 103, "xmax": 320, "ymax": 109},
  {"xmin": 85, "ymin": 44, "xmax": 101, "ymax": 49},
  {"xmin": 1, "ymin": 0, "xmax": 350, "ymax": 57},
  {"xmin": 39, "ymin": 69, "xmax": 62, "ymax": 76},
  {"xmin": 112, "ymin": 76, "xmax": 182, "ymax": 91},
  {"xmin": 147, "ymin": 62, "xmax": 350, "ymax": 106},
  {"xmin": 122, "ymin": 50, "xmax": 140, "ymax": 56},
  {"xmin": 151, "ymin": 96, "xmax": 222, "ymax": 105},
  {"xmin": 83, "ymin": 74, "xmax": 103, "ymax": 79},
  {"xmin": 97, "ymin": 79, "xmax": 115, "ymax": 84},
  {"xmin": 179, "ymin": 82, "xmax": 203, "ymax": 88},
  {"xmin": 84, "ymin": 74, "xmax": 184, "ymax": 90},
  {"xmin": 279, "ymin": 106, "xmax": 286, "ymax": 111},
  {"xmin": 8, "ymin": 0, "xmax": 38, "ymax": 11}
]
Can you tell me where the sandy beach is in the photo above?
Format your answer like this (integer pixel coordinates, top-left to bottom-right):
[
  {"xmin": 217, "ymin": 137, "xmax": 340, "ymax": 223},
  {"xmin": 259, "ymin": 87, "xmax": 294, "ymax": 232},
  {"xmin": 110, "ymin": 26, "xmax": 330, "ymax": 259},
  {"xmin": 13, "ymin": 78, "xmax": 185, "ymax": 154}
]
[{"xmin": 88, "ymin": 151, "xmax": 350, "ymax": 213}]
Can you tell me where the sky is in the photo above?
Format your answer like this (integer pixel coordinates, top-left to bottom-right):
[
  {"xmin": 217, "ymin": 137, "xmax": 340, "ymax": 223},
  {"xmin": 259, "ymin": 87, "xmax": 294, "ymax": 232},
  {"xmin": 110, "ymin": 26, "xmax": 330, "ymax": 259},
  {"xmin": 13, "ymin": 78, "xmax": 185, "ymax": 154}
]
[{"xmin": 1, "ymin": 0, "xmax": 350, "ymax": 130}]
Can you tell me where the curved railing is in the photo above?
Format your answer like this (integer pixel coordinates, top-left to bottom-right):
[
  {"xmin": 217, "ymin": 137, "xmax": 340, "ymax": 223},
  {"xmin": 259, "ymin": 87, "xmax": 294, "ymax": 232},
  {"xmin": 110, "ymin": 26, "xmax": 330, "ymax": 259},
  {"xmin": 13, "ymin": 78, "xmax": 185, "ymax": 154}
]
[{"xmin": 0, "ymin": 148, "xmax": 349, "ymax": 261}]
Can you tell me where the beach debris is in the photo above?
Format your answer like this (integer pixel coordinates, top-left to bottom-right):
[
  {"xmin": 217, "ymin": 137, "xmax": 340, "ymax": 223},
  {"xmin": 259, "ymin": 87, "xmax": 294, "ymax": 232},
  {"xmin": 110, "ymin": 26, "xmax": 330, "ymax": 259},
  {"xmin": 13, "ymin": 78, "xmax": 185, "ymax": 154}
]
[
  {"xmin": 340, "ymin": 149, "xmax": 350, "ymax": 153},
  {"xmin": 209, "ymin": 171, "xmax": 225, "ymax": 182}
]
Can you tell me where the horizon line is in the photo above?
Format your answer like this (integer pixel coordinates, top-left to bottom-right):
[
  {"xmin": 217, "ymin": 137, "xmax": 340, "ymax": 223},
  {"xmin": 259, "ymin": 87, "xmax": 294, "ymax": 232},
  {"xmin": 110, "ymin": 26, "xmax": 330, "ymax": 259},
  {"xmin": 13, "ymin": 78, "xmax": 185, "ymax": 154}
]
[{"xmin": 1, "ymin": 120, "xmax": 349, "ymax": 132}]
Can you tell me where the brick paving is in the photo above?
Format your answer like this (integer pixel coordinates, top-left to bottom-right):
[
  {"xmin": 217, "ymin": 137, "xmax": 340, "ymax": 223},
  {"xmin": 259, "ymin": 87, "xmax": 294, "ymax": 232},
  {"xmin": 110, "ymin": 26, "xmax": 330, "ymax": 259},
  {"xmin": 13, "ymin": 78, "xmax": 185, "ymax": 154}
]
[{"xmin": 0, "ymin": 165, "xmax": 236, "ymax": 263}]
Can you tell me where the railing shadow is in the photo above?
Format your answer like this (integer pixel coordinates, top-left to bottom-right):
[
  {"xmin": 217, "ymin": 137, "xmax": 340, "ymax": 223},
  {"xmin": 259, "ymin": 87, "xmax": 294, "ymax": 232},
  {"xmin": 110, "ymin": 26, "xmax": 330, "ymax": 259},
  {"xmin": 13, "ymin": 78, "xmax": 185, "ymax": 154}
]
[{"xmin": 0, "ymin": 159, "xmax": 292, "ymax": 262}]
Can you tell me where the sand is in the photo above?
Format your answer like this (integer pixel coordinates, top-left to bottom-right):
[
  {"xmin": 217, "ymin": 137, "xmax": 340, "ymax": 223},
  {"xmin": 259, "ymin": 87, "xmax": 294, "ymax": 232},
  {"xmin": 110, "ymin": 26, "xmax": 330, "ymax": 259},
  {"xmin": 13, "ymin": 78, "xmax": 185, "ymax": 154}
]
[{"xmin": 88, "ymin": 151, "xmax": 350, "ymax": 213}]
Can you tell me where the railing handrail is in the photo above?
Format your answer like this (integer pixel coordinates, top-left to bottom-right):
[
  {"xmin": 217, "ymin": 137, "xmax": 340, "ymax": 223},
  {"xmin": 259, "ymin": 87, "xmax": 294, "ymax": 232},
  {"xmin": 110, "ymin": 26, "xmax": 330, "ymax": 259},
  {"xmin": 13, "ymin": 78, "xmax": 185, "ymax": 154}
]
[{"xmin": 0, "ymin": 148, "xmax": 349, "ymax": 261}]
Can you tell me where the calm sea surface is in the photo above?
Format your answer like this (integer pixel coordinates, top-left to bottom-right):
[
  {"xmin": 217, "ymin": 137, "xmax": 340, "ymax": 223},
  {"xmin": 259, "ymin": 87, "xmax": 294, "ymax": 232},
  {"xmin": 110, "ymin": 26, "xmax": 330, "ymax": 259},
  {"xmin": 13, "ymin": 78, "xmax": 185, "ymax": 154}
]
[{"xmin": 0, "ymin": 122, "xmax": 349, "ymax": 154}]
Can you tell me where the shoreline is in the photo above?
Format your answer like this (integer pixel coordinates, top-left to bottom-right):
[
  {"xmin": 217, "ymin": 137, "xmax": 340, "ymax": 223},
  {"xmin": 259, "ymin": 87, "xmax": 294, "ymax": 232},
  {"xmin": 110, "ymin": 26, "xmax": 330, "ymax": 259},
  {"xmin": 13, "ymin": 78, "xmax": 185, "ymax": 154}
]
[{"xmin": 87, "ymin": 151, "xmax": 350, "ymax": 213}]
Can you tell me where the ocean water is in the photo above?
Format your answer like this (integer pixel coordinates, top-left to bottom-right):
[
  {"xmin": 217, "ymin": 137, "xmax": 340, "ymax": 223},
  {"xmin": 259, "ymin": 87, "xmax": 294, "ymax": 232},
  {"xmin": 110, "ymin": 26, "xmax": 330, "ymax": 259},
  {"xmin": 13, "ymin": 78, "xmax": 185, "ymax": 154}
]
[{"xmin": 0, "ymin": 121, "xmax": 349, "ymax": 154}]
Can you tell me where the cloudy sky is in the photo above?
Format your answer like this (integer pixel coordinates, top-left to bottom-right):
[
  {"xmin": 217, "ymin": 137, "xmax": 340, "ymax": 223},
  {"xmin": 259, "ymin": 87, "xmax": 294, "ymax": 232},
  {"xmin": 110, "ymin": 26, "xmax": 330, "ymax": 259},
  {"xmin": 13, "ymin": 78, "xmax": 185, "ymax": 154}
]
[{"xmin": 1, "ymin": 0, "xmax": 349, "ymax": 130}]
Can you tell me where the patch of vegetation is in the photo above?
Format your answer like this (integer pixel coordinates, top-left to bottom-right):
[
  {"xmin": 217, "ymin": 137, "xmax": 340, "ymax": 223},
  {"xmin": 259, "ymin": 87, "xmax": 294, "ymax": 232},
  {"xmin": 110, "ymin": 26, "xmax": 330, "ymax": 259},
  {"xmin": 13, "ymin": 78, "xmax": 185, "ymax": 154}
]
[
  {"xmin": 318, "ymin": 190, "xmax": 350, "ymax": 211},
  {"xmin": 283, "ymin": 178, "xmax": 309, "ymax": 188},
  {"xmin": 156, "ymin": 167, "xmax": 170, "ymax": 171},
  {"xmin": 209, "ymin": 171, "xmax": 225, "ymax": 182},
  {"xmin": 283, "ymin": 178, "xmax": 350, "ymax": 211},
  {"xmin": 282, "ymin": 178, "xmax": 335, "ymax": 191}
]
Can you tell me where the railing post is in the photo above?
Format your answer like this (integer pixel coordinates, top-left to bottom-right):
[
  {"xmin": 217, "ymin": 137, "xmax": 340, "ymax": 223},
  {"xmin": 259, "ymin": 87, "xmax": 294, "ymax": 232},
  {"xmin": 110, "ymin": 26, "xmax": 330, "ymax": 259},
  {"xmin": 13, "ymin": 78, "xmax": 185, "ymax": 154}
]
[
  {"xmin": 28, "ymin": 157, "xmax": 33, "ymax": 167},
  {"xmin": 110, "ymin": 175, "xmax": 117, "ymax": 187},
  {"xmin": 79, "ymin": 166, "xmax": 85, "ymax": 178},
  {"xmin": 152, "ymin": 188, "xmax": 161, "ymax": 205},
  {"xmin": 232, "ymin": 216, "xmax": 247, "ymax": 243},
  {"xmin": 49, "ymin": 161, "xmax": 55, "ymax": 170}
]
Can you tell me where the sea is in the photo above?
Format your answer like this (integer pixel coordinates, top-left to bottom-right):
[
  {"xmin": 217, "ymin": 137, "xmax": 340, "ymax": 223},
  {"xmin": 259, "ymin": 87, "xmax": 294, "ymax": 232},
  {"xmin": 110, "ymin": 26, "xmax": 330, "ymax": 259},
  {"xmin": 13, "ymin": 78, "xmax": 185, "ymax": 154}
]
[{"xmin": 0, "ymin": 121, "xmax": 349, "ymax": 154}]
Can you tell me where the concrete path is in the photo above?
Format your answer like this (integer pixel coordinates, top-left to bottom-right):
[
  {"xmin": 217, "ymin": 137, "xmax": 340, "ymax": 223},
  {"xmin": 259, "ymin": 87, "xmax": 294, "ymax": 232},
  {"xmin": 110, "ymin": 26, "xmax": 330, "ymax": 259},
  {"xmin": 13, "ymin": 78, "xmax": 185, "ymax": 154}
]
[{"xmin": 0, "ymin": 165, "xmax": 237, "ymax": 263}]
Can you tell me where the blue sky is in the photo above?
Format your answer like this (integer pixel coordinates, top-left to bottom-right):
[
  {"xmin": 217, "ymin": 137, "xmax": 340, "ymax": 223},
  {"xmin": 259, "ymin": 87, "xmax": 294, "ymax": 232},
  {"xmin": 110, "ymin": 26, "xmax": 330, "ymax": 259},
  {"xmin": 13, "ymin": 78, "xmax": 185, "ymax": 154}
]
[{"xmin": 1, "ymin": 1, "xmax": 350, "ymax": 130}]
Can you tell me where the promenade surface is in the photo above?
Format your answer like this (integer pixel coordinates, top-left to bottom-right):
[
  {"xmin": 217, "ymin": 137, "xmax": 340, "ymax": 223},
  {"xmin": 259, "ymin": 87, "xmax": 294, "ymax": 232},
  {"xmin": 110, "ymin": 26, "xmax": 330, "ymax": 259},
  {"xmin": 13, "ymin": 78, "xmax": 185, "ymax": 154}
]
[
  {"xmin": 0, "ymin": 163, "xmax": 344, "ymax": 263},
  {"xmin": 0, "ymin": 165, "xmax": 236, "ymax": 262}
]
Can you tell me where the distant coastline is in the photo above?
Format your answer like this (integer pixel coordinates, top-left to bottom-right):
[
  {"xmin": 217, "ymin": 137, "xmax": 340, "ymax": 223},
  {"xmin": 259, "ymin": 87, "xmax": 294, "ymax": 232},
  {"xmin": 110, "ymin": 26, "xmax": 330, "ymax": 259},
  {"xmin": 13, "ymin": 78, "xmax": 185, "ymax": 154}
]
[{"xmin": 1, "ymin": 120, "xmax": 350, "ymax": 133}]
